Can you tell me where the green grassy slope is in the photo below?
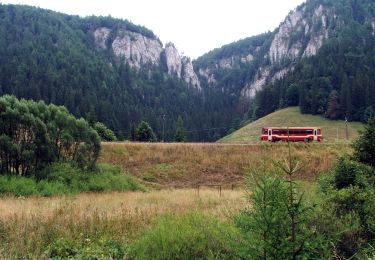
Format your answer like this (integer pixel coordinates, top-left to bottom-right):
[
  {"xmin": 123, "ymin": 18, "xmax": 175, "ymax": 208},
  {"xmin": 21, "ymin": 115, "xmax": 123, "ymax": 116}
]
[{"xmin": 220, "ymin": 107, "xmax": 364, "ymax": 143}]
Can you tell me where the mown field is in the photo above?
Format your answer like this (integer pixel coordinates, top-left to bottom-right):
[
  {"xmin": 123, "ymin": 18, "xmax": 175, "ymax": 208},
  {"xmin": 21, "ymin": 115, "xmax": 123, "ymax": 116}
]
[
  {"xmin": 220, "ymin": 107, "xmax": 364, "ymax": 143},
  {"xmin": 99, "ymin": 141, "xmax": 352, "ymax": 187}
]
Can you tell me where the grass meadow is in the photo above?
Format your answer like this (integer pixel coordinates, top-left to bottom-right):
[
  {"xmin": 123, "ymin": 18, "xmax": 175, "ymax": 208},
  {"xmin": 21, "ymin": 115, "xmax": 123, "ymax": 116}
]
[
  {"xmin": 0, "ymin": 141, "xmax": 355, "ymax": 258},
  {"xmin": 100, "ymin": 141, "xmax": 352, "ymax": 187},
  {"xmin": 0, "ymin": 189, "xmax": 245, "ymax": 258}
]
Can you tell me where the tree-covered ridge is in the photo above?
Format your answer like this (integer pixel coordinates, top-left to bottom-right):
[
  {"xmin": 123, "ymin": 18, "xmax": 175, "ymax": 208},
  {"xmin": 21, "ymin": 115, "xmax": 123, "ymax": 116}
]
[
  {"xmin": 193, "ymin": 33, "xmax": 274, "ymax": 96},
  {"xmin": 194, "ymin": 32, "xmax": 273, "ymax": 69},
  {"xmin": 0, "ymin": 4, "xmax": 240, "ymax": 141}
]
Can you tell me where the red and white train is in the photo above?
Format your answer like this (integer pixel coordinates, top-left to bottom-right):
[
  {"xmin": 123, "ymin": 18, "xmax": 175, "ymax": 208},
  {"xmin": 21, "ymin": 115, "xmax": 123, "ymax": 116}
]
[{"xmin": 261, "ymin": 127, "xmax": 323, "ymax": 142}]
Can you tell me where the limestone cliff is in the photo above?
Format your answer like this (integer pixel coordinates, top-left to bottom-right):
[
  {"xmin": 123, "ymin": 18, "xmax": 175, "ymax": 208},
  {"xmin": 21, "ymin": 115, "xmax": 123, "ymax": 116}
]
[{"xmin": 93, "ymin": 28, "xmax": 200, "ymax": 89}]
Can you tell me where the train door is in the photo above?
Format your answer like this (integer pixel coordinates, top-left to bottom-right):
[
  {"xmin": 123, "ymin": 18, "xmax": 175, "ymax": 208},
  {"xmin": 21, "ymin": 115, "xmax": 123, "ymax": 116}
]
[
  {"xmin": 268, "ymin": 129, "xmax": 272, "ymax": 141},
  {"xmin": 314, "ymin": 129, "xmax": 317, "ymax": 141}
]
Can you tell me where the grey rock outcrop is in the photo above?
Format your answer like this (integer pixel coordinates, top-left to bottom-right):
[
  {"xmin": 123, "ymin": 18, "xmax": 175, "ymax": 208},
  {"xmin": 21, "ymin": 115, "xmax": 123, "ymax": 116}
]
[
  {"xmin": 182, "ymin": 57, "xmax": 201, "ymax": 90},
  {"xmin": 111, "ymin": 31, "xmax": 163, "ymax": 69},
  {"xmin": 93, "ymin": 28, "xmax": 200, "ymax": 89},
  {"xmin": 242, "ymin": 4, "xmax": 330, "ymax": 98},
  {"xmin": 164, "ymin": 43, "xmax": 182, "ymax": 78},
  {"xmin": 94, "ymin": 27, "xmax": 111, "ymax": 50}
]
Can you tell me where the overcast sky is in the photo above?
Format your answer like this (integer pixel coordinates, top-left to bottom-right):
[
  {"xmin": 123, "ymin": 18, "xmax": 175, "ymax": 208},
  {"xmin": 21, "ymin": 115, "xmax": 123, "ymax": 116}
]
[{"xmin": 1, "ymin": 0, "xmax": 305, "ymax": 58}]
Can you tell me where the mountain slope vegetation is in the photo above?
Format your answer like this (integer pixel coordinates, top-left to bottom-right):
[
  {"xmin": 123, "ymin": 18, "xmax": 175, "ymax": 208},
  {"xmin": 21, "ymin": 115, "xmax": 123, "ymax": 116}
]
[{"xmin": 0, "ymin": 4, "xmax": 239, "ymax": 141}]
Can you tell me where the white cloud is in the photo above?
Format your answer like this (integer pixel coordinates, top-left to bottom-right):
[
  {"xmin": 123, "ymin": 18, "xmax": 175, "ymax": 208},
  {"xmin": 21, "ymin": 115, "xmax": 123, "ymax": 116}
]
[{"xmin": 1, "ymin": 0, "xmax": 305, "ymax": 58}]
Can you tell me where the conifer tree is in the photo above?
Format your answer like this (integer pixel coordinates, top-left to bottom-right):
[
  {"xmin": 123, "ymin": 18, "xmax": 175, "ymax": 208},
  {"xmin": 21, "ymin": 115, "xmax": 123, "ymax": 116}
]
[
  {"xmin": 174, "ymin": 116, "xmax": 186, "ymax": 142},
  {"xmin": 136, "ymin": 121, "xmax": 157, "ymax": 142}
]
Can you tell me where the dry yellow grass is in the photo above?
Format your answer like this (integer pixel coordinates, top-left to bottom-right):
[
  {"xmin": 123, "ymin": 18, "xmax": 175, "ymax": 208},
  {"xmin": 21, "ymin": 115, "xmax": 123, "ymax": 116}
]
[
  {"xmin": 0, "ymin": 189, "xmax": 245, "ymax": 257},
  {"xmin": 99, "ymin": 142, "xmax": 352, "ymax": 187},
  {"xmin": 0, "ymin": 189, "xmax": 245, "ymax": 220}
]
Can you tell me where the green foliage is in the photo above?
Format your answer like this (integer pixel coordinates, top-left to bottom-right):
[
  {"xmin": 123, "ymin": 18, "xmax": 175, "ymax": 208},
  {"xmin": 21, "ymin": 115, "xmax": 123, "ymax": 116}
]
[
  {"xmin": 353, "ymin": 117, "xmax": 375, "ymax": 167},
  {"xmin": 130, "ymin": 212, "xmax": 239, "ymax": 259},
  {"xmin": 0, "ymin": 95, "xmax": 101, "ymax": 176},
  {"xmin": 316, "ymin": 119, "xmax": 375, "ymax": 258},
  {"xmin": 174, "ymin": 116, "xmax": 186, "ymax": 142},
  {"xmin": 236, "ymin": 171, "xmax": 289, "ymax": 259},
  {"xmin": 136, "ymin": 121, "xmax": 157, "ymax": 142},
  {"xmin": 0, "ymin": 162, "xmax": 145, "ymax": 196},
  {"xmin": 93, "ymin": 122, "xmax": 117, "ymax": 141},
  {"xmin": 0, "ymin": 176, "xmax": 38, "ymax": 196},
  {"xmin": 332, "ymin": 156, "xmax": 374, "ymax": 189},
  {"xmin": 237, "ymin": 167, "xmax": 328, "ymax": 259},
  {"xmin": 45, "ymin": 236, "xmax": 129, "ymax": 259}
]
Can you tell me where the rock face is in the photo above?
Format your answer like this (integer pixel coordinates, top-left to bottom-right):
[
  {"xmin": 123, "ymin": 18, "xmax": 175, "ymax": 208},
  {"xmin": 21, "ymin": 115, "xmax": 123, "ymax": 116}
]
[
  {"xmin": 269, "ymin": 5, "xmax": 329, "ymax": 63},
  {"xmin": 93, "ymin": 28, "xmax": 200, "ymax": 89},
  {"xmin": 269, "ymin": 9, "xmax": 304, "ymax": 63},
  {"xmin": 241, "ymin": 4, "xmax": 331, "ymax": 98},
  {"xmin": 164, "ymin": 43, "xmax": 182, "ymax": 77},
  {"xmin": 94, "ymin": 27, "xmax": 111, "ymax": 50},
  {"xmin": 111, "ymin": 31, "xmax": 163, "ymax": 69},
  {"xmin": 182, "ymin": 57, "xmax": 201, "ymax": 90},
  {"xmin": 241, "ymin": 67, "xmax": 271, "ymax": 98},
  {"xmin": 163, "ymin": 43, "xmax": 201, "ymax": 89}
]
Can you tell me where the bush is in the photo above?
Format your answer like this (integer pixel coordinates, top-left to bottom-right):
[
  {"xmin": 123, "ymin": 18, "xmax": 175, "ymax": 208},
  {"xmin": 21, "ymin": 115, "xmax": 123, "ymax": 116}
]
[
  {"xmin": 317, "ymin": 154, "xmax": 375, "ymax": 258},
  {"xmin": 45, "ymin": 237, "xmax": 128, "ymax": 259},
  {"xmin": 332, "ymin": 156, "xmax": 374, "ymax": 189},
  {"xmin": 130, "ymin": 212, "xmax": 240, "ymax": 259},
  {"xmin": 353, "ymin": 117, "xmax": 375, "ymax": 167},
  {"xmin": 93, "ymin": 122, "xmax": 117, "ymax": 141},
  {"xmin": 0, "ymin": 176, "xmax": 38, "ymax": 196},
  {"xmin": 0, "ymin": 162, "xmax": 144, "ymax": 196}
]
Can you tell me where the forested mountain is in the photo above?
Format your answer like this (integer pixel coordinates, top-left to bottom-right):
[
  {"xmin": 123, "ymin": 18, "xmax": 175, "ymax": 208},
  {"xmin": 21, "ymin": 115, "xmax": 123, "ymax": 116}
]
[
  {"xmin": 1, "ymin": 0, "xmax": 375, "ymax": 142},
  {"xmin": 195, "ymin": 0, "xmax": 375, "ymax": 124},
  {"xmin": 0, "ymin": 4, "xmax": 239, "ymax": 141}
]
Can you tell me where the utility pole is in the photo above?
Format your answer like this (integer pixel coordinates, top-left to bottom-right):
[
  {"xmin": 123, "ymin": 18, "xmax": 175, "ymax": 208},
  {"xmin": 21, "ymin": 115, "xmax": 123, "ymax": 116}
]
[
  {"xmin": 162, "ymin": 114, "xmax": 166, "ymax": 142},
  {"xmin": 345, "ymin": 116, "xmax": 349, "ymax": 141}
]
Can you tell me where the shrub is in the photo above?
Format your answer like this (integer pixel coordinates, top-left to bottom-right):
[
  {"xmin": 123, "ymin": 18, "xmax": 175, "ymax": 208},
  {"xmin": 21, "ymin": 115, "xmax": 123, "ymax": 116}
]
[
  {"xmin": 36, "ymin": 180, "xmax": 68, "ymax": 196},
  {"xmin": 0, "ymin": 176, "xmax": 38, "ymax": 196},
  {"xmin": 130, "ymin": 212, "xmax": 240, "ymax": 259},
  {"xmin": 45, "ymin": 237, "xmax": 128, "ymax": 259},
  {"xmin": 0, "ymin": 162, "xmax": 144, "ymax": 196},
  {"xmin": 93, "ymin": 122, "xmax": 117, "ymax": 141},
  {"xmin": 317, "ymin": 154, "xmax": 375, "ymax": 257},
  {"xmin": 353, "ymin": 117, "xmax": 375, "ymax": 167},
  {"xmin": 332, "ymin": 156, "xmax": 374, "ymax": 189}
]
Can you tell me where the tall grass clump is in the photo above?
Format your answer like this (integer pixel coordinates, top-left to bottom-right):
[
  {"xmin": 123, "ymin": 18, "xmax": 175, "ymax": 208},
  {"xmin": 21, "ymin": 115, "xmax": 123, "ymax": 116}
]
[{"xmin": 130, "ymin": 212, "xmax": 240, "ymax": 259}]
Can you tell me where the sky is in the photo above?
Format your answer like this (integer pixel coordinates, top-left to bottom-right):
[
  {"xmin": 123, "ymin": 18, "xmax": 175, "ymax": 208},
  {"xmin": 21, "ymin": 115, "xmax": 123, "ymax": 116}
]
[{"xmin": 1, "ymin": 0, "xmax": 306, "ymax": 59}]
